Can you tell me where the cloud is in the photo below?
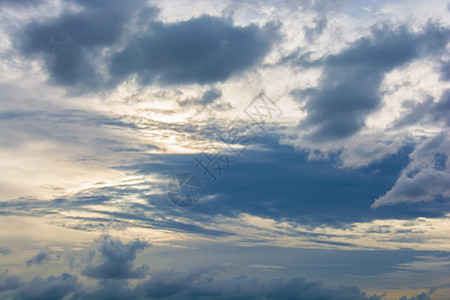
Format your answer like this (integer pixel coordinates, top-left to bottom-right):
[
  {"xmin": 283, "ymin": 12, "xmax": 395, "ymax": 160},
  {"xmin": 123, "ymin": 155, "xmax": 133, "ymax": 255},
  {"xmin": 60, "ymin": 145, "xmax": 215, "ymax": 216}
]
[
  {"xmin": 304, "ymin": 16, "xmax": 327, "ymax": 42},
  {"xmin": 178, "ymin": 88, "xmax": 223, "ymax": 107},
  {"xmin": 0, "ymin": 233, "xmax": 388, "ymax": 300},
  {"xmin": 81, "ymin": 235, "xmax": 150, "ymax": 280},
  {"xmin": 0, "ymin": 0, "xmax": 42, "ymax": 7},
  {"xmin": 17, "ymin": 0, "xmax": 151, "ymax": 92},
  {"xmin": 0, "ymin": 273, "xmax": 21, "ymax": 291},
  {"xmin": 432, "ymin": 89, "xmax": 450, "ymax": 126},
  {"xmin": 26, "ymin": 251, "xmax": 52, "ymax": 266},
  {"xmin": 77, "ymin": 267, "xmax": 382, "ymax": 300},
  {"xmin": 372, "ymin": 131, "xmax": 450, "ymax": 208},
  {"xmin": 440, "ymin": 59, "xmax": 450, "ymax": 81},
  {"xmin": 16, "ymin": 1, "xmax": 277, "ymax": 92},
  {"xmin": 398, "ymin": 292, "xmax": 432, "ymax": 300},
  {"xmin": 109, "ymin": 15, "xmax": 278, "ymax": 85},
  {"xmin": 0, "ymin": 247, "xmax": 10, "ymax": 255},
  {"xmin": 291, "ymin": 22, "xmax": 449, "ymax": 143},
  {"xmin": 73, "ymin": 280, "xmax": 134, "ymax": 300},
  {"xmin": 392, "ymin": 89, "xmax": 450, "ymax": 129},
  {"xmin": 13, "ymin": 273, "xmax": 79, "ymax": 300},
  {"xmin": 1, "ymin": 268, "xmax": 383, "ymax": 300}
]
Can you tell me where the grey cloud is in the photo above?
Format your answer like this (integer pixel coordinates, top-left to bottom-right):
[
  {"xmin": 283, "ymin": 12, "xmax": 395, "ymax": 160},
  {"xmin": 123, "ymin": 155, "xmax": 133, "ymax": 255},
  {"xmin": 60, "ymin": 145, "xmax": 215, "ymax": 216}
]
[
  {"xmin": 0, "ymin": 247, "xmax": 10, "ymax": 255},
  {"xmin": 82, "ymin": 235, "xmax": 150, "ymax": 280},
  {"xmin": 0, "ymin": 183, "xmax": 233, "ymax": 237},
  {"xmin": 393, "ymin": 89, "xmax": 450, "ymax": 128},
  {"xmin": 292, "ymin": 22, "xmax": 450, "ymax": 142},
  {"xmin": 393, "ymin": 97, "xmax": 435, "ymax": 128},
  {"xmin": 3, "ymin": 268, "xmax": 382, "ymax": 300},
  {"xmin": 432, "ymin": 89, "xmax": 450, "ymax": 126},
  {"xmin": 13, "ymin": 273, "xmax": 79, "ymax": 300},
  {"xmin": 178, "ymin": 88, "xmax": 222, "ymax": 107},
  {"xmin": 0, "ymin": 273, "xmax": 21, "ymax": 291},
  {"xmin": 304, "ymin": 17, "xmax": 327, "ymax": 42},
  {"xmin": 110, "ymin": 15, "xmax": 278, "ymax": 86},
  {"xmin": 372, "ymin": 132, "xmax": 450, "ymax": 208},
  {"xmin": 73, "ymin": 280, "xmax": 133, "ymax": 300},
  {"xmin": 0, "ymin": 0, "xmax": 42, "ymax": 7},
  {"xmin": 74, "ymin": 266, "xmax": 382, "ymax": 300},
  {"xmin": 440, "ymin": 59, "xmax": 450, "ymax": 81},
  {"xmin": 17, "ymin": 2, "xmax": 277, "ymax": 92},
  {"xmin": 26, "ymin": 251, "xmax": 52, "ymax": 266},
  {"xmin": 18, "ymin": 0, "xmax": 150, "ymax": 93},
  {"xmin": 195, "ymin": 88, "xmax": 222, "ymax": 106},
  {"xmin": 1, "ymin": 235, "xmax": 383, "ymax": 300},
  {"xmin": 398, "ymin": 292, "xmax": 432, "ymax": 300},
  {"xmin": 126, "ymin": 268, "xmax": 381, "ymax": 300}
]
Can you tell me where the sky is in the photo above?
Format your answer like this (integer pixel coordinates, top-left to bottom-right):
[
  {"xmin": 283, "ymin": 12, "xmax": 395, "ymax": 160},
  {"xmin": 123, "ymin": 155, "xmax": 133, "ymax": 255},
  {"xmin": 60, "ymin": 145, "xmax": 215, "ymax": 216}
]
[{"xmin": 0, "ymin": 0, "xmax": 449, "ymax": 299}]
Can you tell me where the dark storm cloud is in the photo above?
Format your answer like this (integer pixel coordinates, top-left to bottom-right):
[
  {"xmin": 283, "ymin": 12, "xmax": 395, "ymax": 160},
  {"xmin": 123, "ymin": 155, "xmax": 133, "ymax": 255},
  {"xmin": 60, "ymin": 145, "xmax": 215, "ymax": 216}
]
[
  {"xmin": 13, "ymin": 273, "xmax": 79, "ymax": 300},
  {"xmin": 18, "ymin": 0, "xmax": 151, "ymax": 92},
  {"xmin": 291, "ymin": 23, "xmax": 450, "ymax": 142},
  {"xmin": 110, "ymin": 15, "xmax": 278, "ymax": 85},
  {"xmin": 27, "ymin": 251, "xmax": 52, "ymax": 266},
  {"xmin": 82, "ymin": 235, "xmax": 150, "ymax": 280}
]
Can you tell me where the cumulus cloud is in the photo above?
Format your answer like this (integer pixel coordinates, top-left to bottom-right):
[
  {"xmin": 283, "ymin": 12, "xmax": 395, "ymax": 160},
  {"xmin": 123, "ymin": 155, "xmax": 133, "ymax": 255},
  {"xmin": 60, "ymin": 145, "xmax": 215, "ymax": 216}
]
[
  {"xmin": 0, "ymin": 273, "xmax": 21, "ymax": 291},
  {"xmin": 398, "ymin": 292, "xmax": 432, "ymax": 300},
  {"xmin": 372, "ymin": 131, "xmax": 450, "ymax": 208},
  {"xmin": 73, "ymin": 280, "xmax": 134, "ymax": 300},
  {"xmin": 18, "ymin": 0, "xmax": 150, "ymax": 92},
  {"xmin": 291, "ymin": 22, "xmax": 449, "ymax": 143},
  {"xmin": 13, "ymin": 273, "xmax": 79, "ymax": 300},
  {"xmin": 109, "ymin": 15, "xmax": 278, "ymax": 85},
  {"xmin": 17, "ymin": 1, "xmax": 277, "ymax": 92},
  {"xmin": 81, "ymin": 235, "xmax": 150, "ymax": 280},
  {"xmin": 26, "ymin": 251, "xmax": 52, "ymax": 266}
]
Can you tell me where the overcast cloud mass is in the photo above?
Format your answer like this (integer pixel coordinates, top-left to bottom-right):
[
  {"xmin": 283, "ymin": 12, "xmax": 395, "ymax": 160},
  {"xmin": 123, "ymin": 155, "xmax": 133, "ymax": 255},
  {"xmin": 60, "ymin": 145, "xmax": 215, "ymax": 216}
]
[{"xmin": 1, "ymin": 0, "xmax": 449, "ymax": 299}]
